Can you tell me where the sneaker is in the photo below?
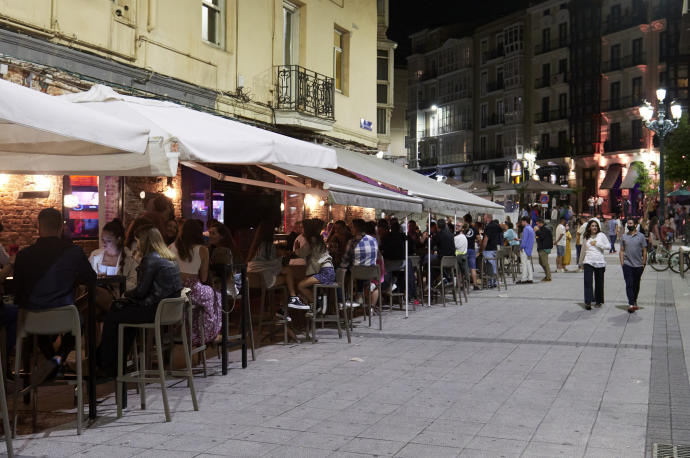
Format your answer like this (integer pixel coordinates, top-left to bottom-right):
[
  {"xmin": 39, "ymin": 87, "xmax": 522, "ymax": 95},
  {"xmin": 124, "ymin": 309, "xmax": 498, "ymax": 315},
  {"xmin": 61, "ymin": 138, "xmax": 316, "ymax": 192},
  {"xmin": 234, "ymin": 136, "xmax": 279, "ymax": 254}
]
[
  {"xmin": 541, "ymin": 278, "xmax": 552, "ymax": 282},
  {"xmin": 275, "ymin": 308, "xmax": 292, "ymax": 323},
  {"xmin": 287, "ymin": 296, "xmax": 310, "ymax": 310},
  {"xmin": 594, "ymin": 303, "xmax": 602, "ymax": 308},
  {"xmin": 30, "ymin": 357, "xmax": 59, "ymax": 387},
  {"xmin": 585, "ymin": 303, "xmax": 592, "ymax": 310},
  {"xmin": 628, "ymin": 305, "xmax": 639, "ymax": 313}
]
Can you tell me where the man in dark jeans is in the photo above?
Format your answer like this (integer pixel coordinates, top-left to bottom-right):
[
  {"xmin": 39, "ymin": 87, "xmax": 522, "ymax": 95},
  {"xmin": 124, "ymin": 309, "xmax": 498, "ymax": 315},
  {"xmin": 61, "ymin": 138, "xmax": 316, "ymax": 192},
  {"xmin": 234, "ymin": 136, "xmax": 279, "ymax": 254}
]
[
  {"xmin": 619, "ymin": 219, "xmax": 647, "ymax": 313},
  {"xmin": 535, "ymin": 219, "xmax": 553, "ymax": 282},
  {"xmin": 13, "ymin": 208, "xmax": 96, "ymax": 385},
  {"xmin": 481, "ymin": 216, "xmax": 502, "ymax": 288}
]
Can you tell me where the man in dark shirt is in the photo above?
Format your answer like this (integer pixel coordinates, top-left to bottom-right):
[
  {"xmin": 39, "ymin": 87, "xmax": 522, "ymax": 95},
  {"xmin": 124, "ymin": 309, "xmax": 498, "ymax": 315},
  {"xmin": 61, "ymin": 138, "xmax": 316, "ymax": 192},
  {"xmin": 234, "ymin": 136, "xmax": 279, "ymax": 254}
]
[
  {"xmin": 380, "ymin": 219, "xmax": 415, "ymax": 297},
  {"xmin": 481, "ymin": 216, "xmax": 502, "ymax": 288},
  {"xmin": 429, "ymin": 219, "xmax": 454, "ymax": 286},
  {"xmin": 14, "ymin": 208, "xmax": 96, "ymax": 384},
  {"xmin": 534, "ymin": 219, "xmax": 553, "ymax": 281}
]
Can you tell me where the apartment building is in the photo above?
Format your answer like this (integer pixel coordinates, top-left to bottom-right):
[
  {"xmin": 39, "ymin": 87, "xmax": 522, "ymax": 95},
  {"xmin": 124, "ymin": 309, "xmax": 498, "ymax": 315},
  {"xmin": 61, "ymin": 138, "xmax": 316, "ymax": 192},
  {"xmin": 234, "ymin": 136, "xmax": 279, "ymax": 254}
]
[
  {"xmin": 406, "ymin": 25, "xmax": 474, "ymax": 174},
  {"xmin": 0, "ymin": 0, "xmax": 380, "ymax": 150},
  {"xmin": 528, "ymin": 0, "xmax": 571, "ymax": 185},
  {"xmin": 376, "ymin": 0, "xmax": 398, "ymax": 155},
  {"xmin": 473, "ymin": 11, "xmax": 530, "ymax": 185}
]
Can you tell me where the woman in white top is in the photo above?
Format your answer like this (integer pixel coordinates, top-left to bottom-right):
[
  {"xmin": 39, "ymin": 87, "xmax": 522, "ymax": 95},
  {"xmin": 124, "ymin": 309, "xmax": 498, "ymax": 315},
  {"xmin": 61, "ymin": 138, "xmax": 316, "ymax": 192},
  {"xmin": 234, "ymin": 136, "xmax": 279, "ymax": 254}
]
[
  {"xmin": 86, "ymin": 219, "xmax": 139, "ymax": 320},
  {"xmin": 578, "ymin": 219, "xmax": 611, "ymax": 309},
  {"xmin": 169, "ymin": 219, "xmax": 221, "ymax": 346}
]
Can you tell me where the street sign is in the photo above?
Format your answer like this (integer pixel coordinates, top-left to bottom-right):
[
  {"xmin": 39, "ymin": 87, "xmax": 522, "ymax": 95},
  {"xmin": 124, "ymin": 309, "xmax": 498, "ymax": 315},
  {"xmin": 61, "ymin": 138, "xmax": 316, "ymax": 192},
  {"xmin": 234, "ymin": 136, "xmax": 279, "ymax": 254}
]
[{"xmin": 540, "ymin": 194, "xmax": 550, "ymax": 205}]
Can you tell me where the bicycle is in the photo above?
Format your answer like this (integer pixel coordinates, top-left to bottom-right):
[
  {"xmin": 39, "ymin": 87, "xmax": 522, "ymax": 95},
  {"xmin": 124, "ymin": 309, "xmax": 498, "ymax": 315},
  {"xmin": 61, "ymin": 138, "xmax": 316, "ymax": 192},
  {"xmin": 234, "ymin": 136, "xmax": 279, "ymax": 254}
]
[
  {"xmin": 669, "ymin": 247, "xmax": 690, "ymax": 274},
  {"xmin": 648, "ymin": 244, "xmax": 672, "ymax": 271}
]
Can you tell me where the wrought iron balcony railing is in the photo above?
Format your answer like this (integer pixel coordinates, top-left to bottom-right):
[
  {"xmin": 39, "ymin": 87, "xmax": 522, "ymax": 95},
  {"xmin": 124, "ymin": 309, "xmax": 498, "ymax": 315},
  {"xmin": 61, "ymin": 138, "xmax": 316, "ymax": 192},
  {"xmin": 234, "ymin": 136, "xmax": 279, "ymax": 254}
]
[
  {"xmin": 534, "ymin": 38, "xmax": 569, "ymax": 55},
  {"xmin": 602, "ymin": 11, "xmax": 647, "ymax": 35},
  {"xmin": 601, "ymin": 54, "xmax": 646, "ymax": 72},
  {"xmin": 601, "ymin": 94, "xmax": 645, "ymax": 111},
  {"xmin": 534, "ymin": 108, "xmax": 569, "ymax": 124},
  {"xmin": 275, "ymin": 65, "xmax": 335, "ymax": 120}
]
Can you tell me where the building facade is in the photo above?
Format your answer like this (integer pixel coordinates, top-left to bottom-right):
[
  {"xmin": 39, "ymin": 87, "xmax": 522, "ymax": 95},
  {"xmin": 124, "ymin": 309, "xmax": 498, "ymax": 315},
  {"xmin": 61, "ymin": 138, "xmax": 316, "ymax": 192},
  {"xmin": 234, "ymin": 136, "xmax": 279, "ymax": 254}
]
[
  {"xmin": 0, "ymin": 0, "xmax": 382, "ymax": 247},
  {"xmin": 376, "ymin": 0, "xmax": 397, "ymax": 155}
]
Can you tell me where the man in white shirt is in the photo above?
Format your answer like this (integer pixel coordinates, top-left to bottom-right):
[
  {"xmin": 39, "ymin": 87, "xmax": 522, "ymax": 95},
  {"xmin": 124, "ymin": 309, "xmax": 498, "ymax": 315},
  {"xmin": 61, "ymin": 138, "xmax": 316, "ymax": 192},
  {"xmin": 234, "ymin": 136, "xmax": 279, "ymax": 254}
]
[
  {"xmin": 588, "ymin": 196, "xmax": 595, "ymax": 215},
  {"xmin": 554, "ymin": 217, "xmax": 567, "ymax": 272},
  {"xmin": 596, "ymin": 196, "xmax": 604, "ymax": 218}
]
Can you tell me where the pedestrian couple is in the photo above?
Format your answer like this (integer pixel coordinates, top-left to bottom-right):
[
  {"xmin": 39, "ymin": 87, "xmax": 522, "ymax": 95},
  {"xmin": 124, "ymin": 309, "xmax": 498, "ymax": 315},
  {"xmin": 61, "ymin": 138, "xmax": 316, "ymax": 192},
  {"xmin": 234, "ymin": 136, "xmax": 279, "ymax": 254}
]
[{"xmin": 577, "ymin": 218, "xmax": 647, "ymax": 312}]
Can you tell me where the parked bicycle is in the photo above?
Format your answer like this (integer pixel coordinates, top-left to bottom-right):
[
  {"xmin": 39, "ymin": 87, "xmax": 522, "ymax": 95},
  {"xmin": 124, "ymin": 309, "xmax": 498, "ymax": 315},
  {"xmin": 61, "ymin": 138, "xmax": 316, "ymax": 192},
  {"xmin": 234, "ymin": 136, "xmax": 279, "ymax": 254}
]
[
  {"xmin": 669, "ymin": 247, "xmax": 690, "ymax": 274},
  {"xmin": 648, "ymin": 244, "xmax": 672, "ymax": 272}
]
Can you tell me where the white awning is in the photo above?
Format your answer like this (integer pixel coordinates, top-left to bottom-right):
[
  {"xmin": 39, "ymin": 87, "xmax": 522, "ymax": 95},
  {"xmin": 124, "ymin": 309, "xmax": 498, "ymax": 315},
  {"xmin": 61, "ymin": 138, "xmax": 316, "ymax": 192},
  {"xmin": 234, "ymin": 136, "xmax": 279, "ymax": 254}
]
[
  {"xmin": 272, "ymin": 164, "xmax": 424, "ymax": 213},
  {"xmin": 621, "ymin": 163, "xmax": 640, "ymax": 189},
  {"xmin": 600, "ymin": 165, "xmax": 623, "ymax": 190},
  {"xmin": 335, "ymin": 148, "xmax": 504, "ymax": 216},
  {"xmin": 63, "ymin": 85, "xmax": 337, "ymax": 169},
  {"xmin": 0, "ymin": 79, "xmax": 160, "ymax": 175}
]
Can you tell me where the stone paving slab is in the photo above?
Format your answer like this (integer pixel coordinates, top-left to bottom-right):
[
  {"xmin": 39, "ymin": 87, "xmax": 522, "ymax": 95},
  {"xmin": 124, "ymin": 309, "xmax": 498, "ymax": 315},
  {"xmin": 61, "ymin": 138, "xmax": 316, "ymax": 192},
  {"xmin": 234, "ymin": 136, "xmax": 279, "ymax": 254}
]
[{"xmin": 3, "ymin": 251, "xmax": 690, "ymax": 457}]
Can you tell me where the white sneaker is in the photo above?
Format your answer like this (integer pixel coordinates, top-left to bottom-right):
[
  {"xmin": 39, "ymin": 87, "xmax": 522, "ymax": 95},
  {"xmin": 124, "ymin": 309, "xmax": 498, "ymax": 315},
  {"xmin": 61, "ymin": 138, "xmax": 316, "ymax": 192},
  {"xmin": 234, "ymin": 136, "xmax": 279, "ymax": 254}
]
[{"xmin": 287, "ymin": 296, "xmax": 310, "ymax": 310}]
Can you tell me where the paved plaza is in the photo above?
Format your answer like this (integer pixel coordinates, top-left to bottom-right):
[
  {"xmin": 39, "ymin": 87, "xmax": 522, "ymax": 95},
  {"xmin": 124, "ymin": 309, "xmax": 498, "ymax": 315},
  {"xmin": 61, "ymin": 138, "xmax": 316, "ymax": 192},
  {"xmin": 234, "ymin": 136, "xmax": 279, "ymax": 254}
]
[{"xmin": 6, "ymin": 252, "xmax": 690, "ymax": 458}]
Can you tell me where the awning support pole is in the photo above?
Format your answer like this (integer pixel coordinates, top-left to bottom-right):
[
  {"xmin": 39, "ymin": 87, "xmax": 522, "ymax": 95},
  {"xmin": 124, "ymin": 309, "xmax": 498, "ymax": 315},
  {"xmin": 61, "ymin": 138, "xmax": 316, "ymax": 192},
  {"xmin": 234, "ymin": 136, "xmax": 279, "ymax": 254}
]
[
  {"xmin": 405, "ymin": 216, "xmax": 409, "ymax": 319},
  {"xmin": 428, "ymin": 211, "xmax": 432, "ymax": 308}
]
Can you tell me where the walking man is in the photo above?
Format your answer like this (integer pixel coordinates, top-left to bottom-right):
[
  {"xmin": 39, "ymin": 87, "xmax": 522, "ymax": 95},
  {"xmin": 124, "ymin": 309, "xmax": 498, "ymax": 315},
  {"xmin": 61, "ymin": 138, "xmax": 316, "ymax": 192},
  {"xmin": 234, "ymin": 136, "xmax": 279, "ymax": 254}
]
[
  {"xmin": 535, "ymin": 219, "xmax": 553, "ymax": 282},
  {"xmin": 607, "ymin": 215, "xmax": 619, "ymax": 253},
  {"xmin": 620, "ymin": 218, "xmax": 647, "ymax": 313},
  {"xmin": 555, "ymin": 217, "xmax": 567, "ymax": 272},
  {"xmin": 517, "ymin": 216, "xmax": 534, "ymax": 283}
]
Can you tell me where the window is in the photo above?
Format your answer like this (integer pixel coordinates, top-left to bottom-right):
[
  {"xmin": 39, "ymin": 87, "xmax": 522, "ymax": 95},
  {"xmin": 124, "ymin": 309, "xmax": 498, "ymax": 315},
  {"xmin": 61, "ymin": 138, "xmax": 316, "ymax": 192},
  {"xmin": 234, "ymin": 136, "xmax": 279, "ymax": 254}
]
[
  {"xmin": 609, "ymin": 122, "xmax": 621, "ymax": 150},
  {"xmin": 480, "ymin": 103, "xmax": 488, "ymax": 128},
  {"xmin": 632, "ymin": 38, "xmax": 643, "ymax": 64},
  {"xmin": 480, "ymin": 71, "xmax": 488, "ymax": 96},
  {"xmin": 497, "ymin": 99, "xmax": 505, "ymax": 123},
  {"xmin": 377, "ymin": 49, "xmax": 389, "ymax": 81},
  {"xmin": 541, "ymin": 133, "xmax": 551, "ymax": 153},
  {"xmin": 63, "ymin": 176, "xmax": 100, "ymax": 239},
  {"xmin": 632, "ymin": 77, "xmax": 642, "ymax": 103},
  {"xmin": 610, "ymin": 81, "xmax": 621, "ymax": 109},
  {"xmin": 558, "ymin": 130, "xmax": 567, "ymax": 150},
  {"xmin": 496, "ymin": 134, "xmax": 503, "ymax": 155},
  {"xmin": 202, "ymin": 0, "xmax": 224, "ymax": 47},
  {"xmin": 558, "ymin": 22, "xmax": 568, "ymax": 47},
  {"xmin": 610, "ymin": 44, "xmax": 621, "ymax": 70},
  {"xmin": 283, "ymin": 1, "xmax": 299, "ymax": 65},
  {"xmin": 632, "ymin": 119, "xmax": 643, "ymax": 148},
  {"xmin": 542, "ymin": 28, "xmax": 551, "ymax": 52},
  {"xmin": 377, "ymin": 84, "xmax": 387, "ymax": 104},
  {"xmin": 480, "ymin": 39, "xmax": 488, "ymax": 64},
  {"xmin": 496, "ymin": 67, "xmax": 504, "ymax": 88},
  {"xmin": 334, "ymin": 29, "xmax": 345, "ymax": 92},
  {"xmin": 558, "ymin": 93, "xmax": 567, "ymax": 118},
  {"xmin": 480, "ymin": 136, "xmax": 487, "ymax": 154},
  {"xmin": 377, "ymin": 107, "xmax": 387, "ymax": 135},
  {"xmin": 541, "ymin": 96, "xmax": 550, "ymax": 122},
  {"xmin": 542, "ymin": 63, "xmax": 550, "ymax": 84}
]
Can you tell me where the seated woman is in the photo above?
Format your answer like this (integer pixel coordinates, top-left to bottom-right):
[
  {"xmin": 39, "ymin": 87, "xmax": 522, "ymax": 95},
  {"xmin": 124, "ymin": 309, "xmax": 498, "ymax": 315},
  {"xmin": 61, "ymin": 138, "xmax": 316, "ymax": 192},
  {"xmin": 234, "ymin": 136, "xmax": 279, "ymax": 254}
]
[
  {"xmin": 98, "ymin": 226, "xmax": 182, "ymax": 376},
  {"xmin": 246, "ymin": 221, "xmax": 303, "ymax": 313},
  {"xmin": 86, "ymin": 219, "xmax": 139, "ymax": 318},
  {"xmin": 296, "ymin": 219, "xmax": 335, "ymax": 314},
  {"xmin": 169, "ymin": 220, "xmax": 221, "ymax": 346},
  {"xmin": 208, "ymin": 222, "xmax": 241, "ymax": 295}
]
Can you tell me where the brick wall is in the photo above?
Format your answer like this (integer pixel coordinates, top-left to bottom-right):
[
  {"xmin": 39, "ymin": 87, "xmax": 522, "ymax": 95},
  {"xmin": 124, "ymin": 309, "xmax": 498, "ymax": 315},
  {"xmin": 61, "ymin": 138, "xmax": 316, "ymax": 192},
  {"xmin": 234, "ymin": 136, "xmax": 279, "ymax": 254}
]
[{"xmin": 123, "ymin": 167, "xmax": 182, "ymax": 226}]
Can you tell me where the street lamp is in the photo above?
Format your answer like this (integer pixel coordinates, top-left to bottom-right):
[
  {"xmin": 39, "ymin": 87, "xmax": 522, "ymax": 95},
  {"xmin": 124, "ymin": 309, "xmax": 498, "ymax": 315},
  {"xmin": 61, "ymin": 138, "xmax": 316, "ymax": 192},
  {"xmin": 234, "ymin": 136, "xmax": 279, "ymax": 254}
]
[{"xmin": 639, "ymin": 89, "xmax": 682, "ymax": 221}]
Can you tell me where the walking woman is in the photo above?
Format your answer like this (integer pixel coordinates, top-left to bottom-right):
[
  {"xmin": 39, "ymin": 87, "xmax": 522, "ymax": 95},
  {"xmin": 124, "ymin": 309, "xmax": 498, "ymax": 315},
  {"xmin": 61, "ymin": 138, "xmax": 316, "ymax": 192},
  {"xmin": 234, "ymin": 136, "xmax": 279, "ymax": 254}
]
[
  {"xmin": 170, "ymin": 220, "xmax": 222, "ymax": 346},
  {"xmin": 578, "ymin": 219, "xmax": 611, "ymax": 310}
]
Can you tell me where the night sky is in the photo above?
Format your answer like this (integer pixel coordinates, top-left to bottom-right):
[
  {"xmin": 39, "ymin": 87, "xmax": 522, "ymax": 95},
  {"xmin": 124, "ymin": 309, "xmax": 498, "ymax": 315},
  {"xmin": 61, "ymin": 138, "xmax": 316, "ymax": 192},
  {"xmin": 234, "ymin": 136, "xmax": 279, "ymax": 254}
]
[{"xmin": 389, "ymin": 0, "xmax": 532, "ymax": 62}]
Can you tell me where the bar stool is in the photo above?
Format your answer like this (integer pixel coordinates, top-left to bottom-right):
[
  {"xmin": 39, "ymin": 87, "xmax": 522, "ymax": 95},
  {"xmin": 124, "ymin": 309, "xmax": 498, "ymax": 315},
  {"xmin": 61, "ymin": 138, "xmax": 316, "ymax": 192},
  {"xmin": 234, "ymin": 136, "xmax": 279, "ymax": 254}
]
[
  {"xmin": 383, "ymin": 260, "xmax": 407, "ymax": 311},
  {"xmin": 456, "ymin": 254, "xmax": 470, "ymax": 303},
  {"xmin": 116, "ymin": 297, "xmax": 198, "ymax": 422},
  {"xmin": 481, "ymin": 253, "xmax": 501, "ymax": 291},
  {"xmin": 310, "ymin": 269, "xmax": 350, "ymax": 344},
  {"xmin": 349, "ymin": 265, "xmax": 382, "ymax": 330},
  {"xmin": 179, "ymin": 288, "xmax": 207, "ymax": 377},
  {"xmin": 497, "ymin": 247, "xmax": 513, "ymax": 287},
  {"xmin": 434, "ymin": 256, "xmax": 460, "ymax": 306},
  {"xmin": 407, "ymin": 256, "xmax": 424, "ymax": 308},
  {"xmin": 0, "ymin": 349, "xmax": 11, "ymax": 457},
  {"xmin": 248, "ymin": 274, "xmax": 286, "ymax": 345}
]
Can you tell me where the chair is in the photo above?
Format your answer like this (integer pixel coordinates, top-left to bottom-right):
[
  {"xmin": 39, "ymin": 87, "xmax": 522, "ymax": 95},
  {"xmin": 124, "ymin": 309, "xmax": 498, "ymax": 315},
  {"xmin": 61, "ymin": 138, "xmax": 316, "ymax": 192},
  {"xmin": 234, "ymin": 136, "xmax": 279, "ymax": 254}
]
[
  {"xmin": 433, "ymin": 256, "xmax": 460, "ymax": 307},
  {"xmin": 383, "ymin": 260, "xmax": 407, "ymax": 312},
  {"xmin": 481, "ymin": 253, "xmax": 501, "ymax": 291},
  {"xmin": 13, "ymin": 305, "xmax": 83, "ymax": 435},
  {"xmin": 310, "ymin": 269, "xmax": 350, "ymax": 344},
  {"xmin": 179, "ymin": 288, "xmax": 207, "ymax": 378},
  {"xmin": 349, "ymin": 265, "xmax": 383, "ymax": 330},
  {"xmin": 116, "ymin": 297, "xmax": 199, "ymax": 422},
  {"xmin": 456, "ymin": 255, "xmax": 470, "ymax": 303},
  {"xmin": 496, "ymin": 248, "xmax": 510, "ymax": 290},
  {"xmin": 407, "ymin": 256, "xmax": 424, "ymax": 308}
]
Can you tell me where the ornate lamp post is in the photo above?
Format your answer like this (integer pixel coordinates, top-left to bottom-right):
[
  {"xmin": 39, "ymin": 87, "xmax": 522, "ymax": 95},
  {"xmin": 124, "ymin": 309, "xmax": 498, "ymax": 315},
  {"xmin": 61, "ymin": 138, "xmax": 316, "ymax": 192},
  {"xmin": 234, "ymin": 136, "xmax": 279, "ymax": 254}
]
[{"xmin": 639, "ymin": 88, "xmax": 682, "ymax": 222}]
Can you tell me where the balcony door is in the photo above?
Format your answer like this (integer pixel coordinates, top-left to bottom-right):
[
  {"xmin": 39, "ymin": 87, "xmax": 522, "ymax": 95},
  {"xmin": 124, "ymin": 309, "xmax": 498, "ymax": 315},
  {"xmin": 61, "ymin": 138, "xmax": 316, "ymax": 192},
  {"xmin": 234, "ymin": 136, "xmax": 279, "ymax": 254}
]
[{"xmin": 283, "ymin": 1, "xmax": 300, "ymax": 66}]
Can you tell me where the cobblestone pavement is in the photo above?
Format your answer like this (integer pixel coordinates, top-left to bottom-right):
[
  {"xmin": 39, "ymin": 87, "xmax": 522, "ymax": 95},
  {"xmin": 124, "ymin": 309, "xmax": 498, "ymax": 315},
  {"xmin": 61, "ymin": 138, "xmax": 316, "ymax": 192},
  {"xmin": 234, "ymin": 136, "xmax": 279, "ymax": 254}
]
[{"xmin": 5, "ymin": 251, "xmax": 690, "ymax": 457}]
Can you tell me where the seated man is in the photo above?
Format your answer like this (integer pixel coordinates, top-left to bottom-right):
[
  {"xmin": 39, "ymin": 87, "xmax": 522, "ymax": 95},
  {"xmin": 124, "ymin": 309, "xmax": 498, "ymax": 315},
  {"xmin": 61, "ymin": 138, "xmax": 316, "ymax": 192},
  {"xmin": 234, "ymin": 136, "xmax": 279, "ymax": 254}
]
[
  {"xmin": 341, "ymin": 219, "xmax": 378, "ymax": 303},
  {"xmin": 13, "ymin": 208, "xmax": 96, "ymax": 385}
]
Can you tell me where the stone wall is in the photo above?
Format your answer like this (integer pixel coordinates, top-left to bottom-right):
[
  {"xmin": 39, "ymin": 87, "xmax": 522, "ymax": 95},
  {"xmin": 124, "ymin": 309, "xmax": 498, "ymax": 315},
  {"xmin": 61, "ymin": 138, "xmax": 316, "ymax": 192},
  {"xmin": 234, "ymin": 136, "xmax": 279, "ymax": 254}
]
[{"xmin": 123, "ymin": 168, "xmax": 183, "ymax": 226}]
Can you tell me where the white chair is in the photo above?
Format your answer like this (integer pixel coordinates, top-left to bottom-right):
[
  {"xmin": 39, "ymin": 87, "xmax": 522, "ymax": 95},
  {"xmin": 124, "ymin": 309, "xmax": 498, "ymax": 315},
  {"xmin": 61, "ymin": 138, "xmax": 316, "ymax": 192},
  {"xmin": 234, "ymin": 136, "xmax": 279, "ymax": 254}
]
[
  {"xmin": 116, "ymin": 297, "xmax": 198, "ymax": 422},
  {"xmin": 13, "ymin": 305, "xmax": 83, "ymax": 435}
]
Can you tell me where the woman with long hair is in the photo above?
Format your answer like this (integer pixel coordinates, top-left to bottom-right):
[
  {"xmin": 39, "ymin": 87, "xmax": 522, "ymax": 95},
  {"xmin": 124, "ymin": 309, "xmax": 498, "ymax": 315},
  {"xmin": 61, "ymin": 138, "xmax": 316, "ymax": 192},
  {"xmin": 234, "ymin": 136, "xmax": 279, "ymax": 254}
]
[
  {"xmin": 577, "ymin": 219, "xmax": 611, "ymax": 310},
  {"xmin": 169, "ymin": 219, "xmax": 222, "ymax": 346},
  {"xmin": 98, "ymin": 226, "xmax": 183, "ymax": 375},
  {"xmin": 247, "ymin": 221, "xmax": 302, "ymax": 309},
  {"xmin": 326, "ymin": 220, "xmax": 350, "ymax": 267},
  {"xmin": 89, "ymin": 219, "xmax": 138, "ymax": 290},
  {"xmin": 208, "ymin": 222, "xmax": 241, "ymax": 293},
  {"xmin": 296, "ymin": 219, "xmax": 335, "ymax": 311}
]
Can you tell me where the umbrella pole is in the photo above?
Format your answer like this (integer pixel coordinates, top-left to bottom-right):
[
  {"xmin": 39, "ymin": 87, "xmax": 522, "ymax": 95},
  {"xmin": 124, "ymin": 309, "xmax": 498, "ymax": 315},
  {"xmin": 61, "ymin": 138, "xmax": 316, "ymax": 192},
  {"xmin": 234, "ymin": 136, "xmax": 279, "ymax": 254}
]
[
  {"xmin": 405, "ymin": 216, "xmax": 409, "ymax": 318},
  {"xmin": 428, "ymin": 211, "xmax": 431, "ymax": 307}
]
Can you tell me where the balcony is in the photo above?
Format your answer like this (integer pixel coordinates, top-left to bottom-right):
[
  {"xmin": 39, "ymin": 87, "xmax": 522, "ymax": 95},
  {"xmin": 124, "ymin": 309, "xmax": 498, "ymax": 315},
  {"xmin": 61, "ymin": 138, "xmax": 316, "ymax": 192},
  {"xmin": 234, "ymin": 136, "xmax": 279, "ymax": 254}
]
[
  {"xmin": 601, "ymin": 94, "xmax": 645, "ymax": 112},
  {"xmin": 487, "ymin": 114, "xmax": 504, "ymax": 126},
  {"xmin": 534, "ymin": 38, "xmax": 569, "ymax": 55},
  {"xmin": 482, "ymin": 47, "xmax": 505, "ymax": 63},
  {"xmin": 602, "ymin": 12, "xmax": 647, "ymax": 35},
  {"xmin": 487, "ymin": 80, "xmax": 505, "ymax": 93},
  {"xmin": 533, "ymin": 108, "xmax": 569, "ymax": 124},
  {"xmin": 275, "ymin": 65, "xmax": 335, "ymax": 129},
  {"xmin": 601, "ymin": 54, "xmax": 646, "ymax": 72},
  {"xmin": 534, "ymin": 72, "xmax": 568, "ymax": 89},
  {"xmin": 438, "ymin": 120, "xmax": 473, "ymax": 134},
  {"xmin": 604, "ymin": 136, "xmax": 644, "ymax": 152}
]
